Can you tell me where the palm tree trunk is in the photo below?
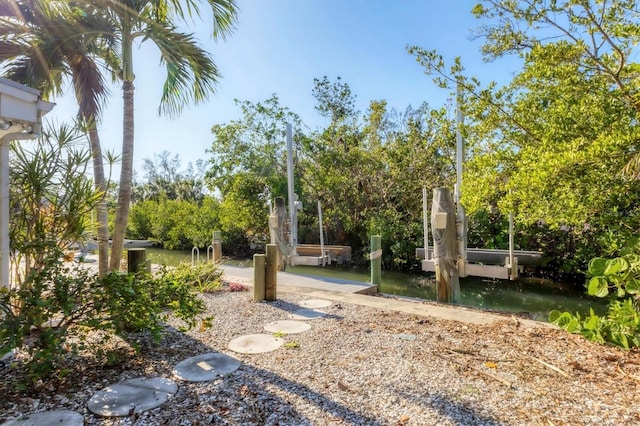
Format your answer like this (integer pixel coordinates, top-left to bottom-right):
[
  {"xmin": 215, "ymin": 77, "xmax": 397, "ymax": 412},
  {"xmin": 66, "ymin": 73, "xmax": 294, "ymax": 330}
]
[
  {"xmin": 109, "ymin": 79, "xmax": 135, "ymax": 271},
  {"xmin": 88, "ymin": 126, "xmax": 109, "ymax": 276}
]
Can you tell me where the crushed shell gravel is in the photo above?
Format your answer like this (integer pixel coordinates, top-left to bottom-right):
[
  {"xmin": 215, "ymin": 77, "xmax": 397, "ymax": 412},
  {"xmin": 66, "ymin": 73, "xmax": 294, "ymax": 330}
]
[{"xmin": 1, "ymin": 291, "xmax": 640, "ymax": 425}]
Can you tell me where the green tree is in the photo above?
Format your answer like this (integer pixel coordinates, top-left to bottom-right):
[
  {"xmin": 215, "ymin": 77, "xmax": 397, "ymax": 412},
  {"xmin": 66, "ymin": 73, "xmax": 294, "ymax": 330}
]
[
  {"xmin": 408, "ymin": 1, "xmax": 640, "ymax": 275},
  {"xmin": 9, "ymin": 123, "xmax": 101, "ymax": 282},
  {"xmin": 103, "ymin": 0, "xmax": 237, "ymax": 271},
  {"xmin": 0, "ymin": 0, "xmax": 117, "ymax": 275},
  {"xmin": 134, "ymin": 151, "xmax": 206, "ymax": 202},
  {"xmin": 206, "ymin": 95, "xmax": 305, "ymax": 247}
]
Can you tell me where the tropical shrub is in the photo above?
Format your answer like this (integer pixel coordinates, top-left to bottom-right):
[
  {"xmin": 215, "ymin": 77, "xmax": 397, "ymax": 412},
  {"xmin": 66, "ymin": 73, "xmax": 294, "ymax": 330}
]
[
  {"xmin": 0, "ymin": 125, "xmax": 206, "ymax": 386},
  {"xmin": 0, "ymin": 254, "xmax": 206, "ymax": 386},
  {"xmin": 161, "ymin": 261, "xmax": 223, "ymax": 293},
  {"xmin": 550, "ymin": 239, "xmax": 640, "ymax": 349}
]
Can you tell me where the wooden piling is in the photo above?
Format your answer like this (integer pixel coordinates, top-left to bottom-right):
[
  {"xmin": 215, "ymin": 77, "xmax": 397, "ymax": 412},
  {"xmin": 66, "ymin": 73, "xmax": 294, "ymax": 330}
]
[
  {"xmin": 127, "ymin": 248, "xmax": 147, "ymax": 273},
  {"xmin": 212, "ymin": 230, "xmax": 222, "ymax": 264},
  {"xmin": 265, "ymin": 244, "xmax": 278, "ymax": 301},
  {"xmin": 253, "ymin": 254, "xmax": 266, "ymax": 302},
  {"xmin": 431, "ymin": 188, "xmax": 461, "ymax": 304},
  {"xmin": 370, "ymin": 235, "xmax": 382, "ymax": 289}
]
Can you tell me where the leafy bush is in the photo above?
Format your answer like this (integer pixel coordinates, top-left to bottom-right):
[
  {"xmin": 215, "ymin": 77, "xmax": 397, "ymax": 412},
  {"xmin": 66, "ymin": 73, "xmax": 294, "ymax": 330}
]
[
  {"xmin": 162, "ymin": 261, "xmax": 223, "ymax": 293},
  {"xmin": 550, "ymin": 239, "xmax": 640, "ymax": 349},
  {"xmin": 127, "ymin": 196, "xmax": 222, "ymax": 249},
  {"xmin": 0, "ymin": 253, "xmax": 206, "ymax": 386}
]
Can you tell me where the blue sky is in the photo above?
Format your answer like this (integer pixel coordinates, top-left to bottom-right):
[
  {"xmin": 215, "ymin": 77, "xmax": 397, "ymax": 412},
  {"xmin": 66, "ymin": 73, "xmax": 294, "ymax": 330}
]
[{"xmin": 45, "ymin": 0, "xmax": 522, "ymax": 178}]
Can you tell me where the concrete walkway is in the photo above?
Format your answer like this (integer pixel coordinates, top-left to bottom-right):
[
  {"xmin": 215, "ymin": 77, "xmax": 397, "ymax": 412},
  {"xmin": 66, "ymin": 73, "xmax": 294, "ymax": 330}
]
[{"xmin": 218, "ymin": 265, "xmax": 553, "ymax": 329}]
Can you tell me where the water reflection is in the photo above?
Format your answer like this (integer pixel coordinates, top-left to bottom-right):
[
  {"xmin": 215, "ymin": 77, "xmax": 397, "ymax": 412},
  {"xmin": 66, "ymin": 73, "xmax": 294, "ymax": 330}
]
[{"xmin": 145, "ymin": 248, "xmax": 606, "ymax": 322}]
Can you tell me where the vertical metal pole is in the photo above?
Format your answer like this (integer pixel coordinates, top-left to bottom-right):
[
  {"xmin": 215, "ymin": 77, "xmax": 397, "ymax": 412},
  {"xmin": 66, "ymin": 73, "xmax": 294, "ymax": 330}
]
[
  {"xmin": 318, "ymin": 200, "xmax": 325, "ymax": 266},
  {"xmin": 0, "ymin": 140, "xmax": 9, "ymax": 288},
  {"xmin": 509, "ymin": 212, "xmax": 515, "ymax": 278},
  {"xmin": 455, "ymin": 80, "xmax": 468, "ymax": 271},
  {"xmin": 456, "ymin": 81, "xmax": 464, "ymax": 206},
  {"xmin": 423, "ymin": 187, "xmax": 429, "ymax": 260},
  {"xmin": 285, "ymin": 123, "xmax": 297, "ymax": 257}
]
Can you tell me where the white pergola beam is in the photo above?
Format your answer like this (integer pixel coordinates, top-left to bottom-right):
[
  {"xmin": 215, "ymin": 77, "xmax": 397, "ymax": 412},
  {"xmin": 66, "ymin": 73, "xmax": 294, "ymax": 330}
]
[{"xmin": 0, "ymin": 77, "xmax": 55, "ymax": 289}]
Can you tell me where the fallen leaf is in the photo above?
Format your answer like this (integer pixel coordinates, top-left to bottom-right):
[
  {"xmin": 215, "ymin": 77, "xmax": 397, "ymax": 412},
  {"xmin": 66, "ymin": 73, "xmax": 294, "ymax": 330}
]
[{"xmin": 398, "ymin": 414, "xmax": 410, "ymax": 423}]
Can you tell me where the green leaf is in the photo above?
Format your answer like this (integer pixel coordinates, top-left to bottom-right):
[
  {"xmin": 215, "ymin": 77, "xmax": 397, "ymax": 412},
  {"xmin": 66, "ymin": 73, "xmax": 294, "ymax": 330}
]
[
  {"xmin": 549, "ymin": 310, "xmax": 562, "ymax": 323},
  {"xmin": 587, "ymin": 277, "xmax": 610, "ymax": 297},
  {"xmin": 588, "ymin": 257, "xmax": 608, "ymax": 276},
  {"xmin": 551, "ymin": 311, "xmax": 580, "ymax": 332},
  {"xmin": 604, "ymin": 257, "xmax": 629, "ymax": 276},
  {"xmin": 583, "ymin": 314, "xmax": 599, "ymax": 331},
  {"xmin": 626, "ymin": 278, "xmax": 640, "ymax": 294}
]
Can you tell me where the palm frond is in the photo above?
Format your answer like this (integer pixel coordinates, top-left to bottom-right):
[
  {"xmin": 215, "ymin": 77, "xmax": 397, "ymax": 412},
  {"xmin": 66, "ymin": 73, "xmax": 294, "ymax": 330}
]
[{"xmin": 144, "ymin": 23, "xmax": 220, "ymax": 118}]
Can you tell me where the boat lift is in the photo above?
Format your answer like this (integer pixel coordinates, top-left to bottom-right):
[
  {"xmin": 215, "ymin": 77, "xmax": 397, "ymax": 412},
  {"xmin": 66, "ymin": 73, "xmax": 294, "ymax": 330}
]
[
  {"xmin": 268, "ymin": 124, "xmax": 347, "ymax": 268},
  {"xmin": 417, "ymin": 84, "xmax": 542, "ymax": 281}
]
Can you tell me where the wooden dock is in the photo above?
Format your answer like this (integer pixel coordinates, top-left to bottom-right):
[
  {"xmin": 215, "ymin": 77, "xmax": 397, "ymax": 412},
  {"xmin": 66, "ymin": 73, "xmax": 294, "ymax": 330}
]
[{"xmin": 295, "ymin": 244, "xmax": 351, "ymax": 264}]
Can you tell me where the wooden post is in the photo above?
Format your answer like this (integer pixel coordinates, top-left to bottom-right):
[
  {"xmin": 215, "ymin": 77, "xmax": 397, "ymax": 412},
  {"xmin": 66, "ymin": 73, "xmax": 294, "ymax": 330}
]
[
  {"xmin": 265, "ymin": 244, "xmax": 278, "ymax": 301},
  {"xmin": 268, "ymin": 213, "xmax": 283, "ymax": 271},
  {"xmin": 253, "ymin": 254, "xmax": 266, "ymax": 302},
  {"xmin": 431, "ymin": 188, "xmax": 461, "ymax": 303},
  {"xmin": 127, "ymin": 248, "xmax": 146, "ymax": 273},
  {"xmin": 212, "ymin": 230, "xmax": 222, "ymax": 264},
  {"xmin": 370, "ymin": 235, "xmax": 382, "ymax": 290}
]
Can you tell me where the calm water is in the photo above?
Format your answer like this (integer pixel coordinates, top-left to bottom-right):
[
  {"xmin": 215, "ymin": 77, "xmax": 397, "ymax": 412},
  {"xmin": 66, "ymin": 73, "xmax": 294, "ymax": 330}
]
[{"xmin": 145, "ymin": 247, "xmax": 606, "ymax": 321}]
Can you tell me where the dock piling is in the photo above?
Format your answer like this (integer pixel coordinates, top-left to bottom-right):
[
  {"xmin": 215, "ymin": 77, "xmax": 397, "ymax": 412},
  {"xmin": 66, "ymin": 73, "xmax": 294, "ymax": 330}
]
[
  {"xmin": 253, "ymin": 254, "xmax": 266, "ymax": 302},
  {"xmin": 265, "ymin": 244, "xmax": 278, "ymax": 301},
  {"xmin": 370, "ymin": 235, "xmax": 382, "ymax": 290}
]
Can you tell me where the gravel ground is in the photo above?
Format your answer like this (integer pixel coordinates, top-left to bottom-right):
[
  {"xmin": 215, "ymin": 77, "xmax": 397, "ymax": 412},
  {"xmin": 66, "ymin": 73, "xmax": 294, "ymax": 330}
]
[{"xmin": 1, "ymin": 288, "xmax": 640, "ymax": 425}]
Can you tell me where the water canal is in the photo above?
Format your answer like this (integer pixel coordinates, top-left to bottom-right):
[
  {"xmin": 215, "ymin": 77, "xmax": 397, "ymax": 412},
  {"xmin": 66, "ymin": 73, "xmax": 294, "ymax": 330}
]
[{"xmin": 145, "ymin": 247, "xmax": 606, "ymax": 322}]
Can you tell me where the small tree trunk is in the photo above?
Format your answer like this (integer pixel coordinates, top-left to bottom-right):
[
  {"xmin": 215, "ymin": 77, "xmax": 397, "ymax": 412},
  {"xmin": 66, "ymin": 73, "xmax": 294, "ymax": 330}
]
[
  {"xmin": 110, "ymin": 80, "xmax": 135, "ymax": 271},
  {"xmin": 88, "ymin": 126, "xmax": 109, "ymax": 276}
]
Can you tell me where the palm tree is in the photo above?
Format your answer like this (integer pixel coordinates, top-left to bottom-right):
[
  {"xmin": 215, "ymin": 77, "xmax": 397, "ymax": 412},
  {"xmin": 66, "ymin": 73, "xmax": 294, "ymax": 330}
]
[
  {"xmin": 0, "ymin": 0, "xmax": 117, "ymax": 275},
  {"xmin": 102, "ymin": 0, "xmax": 237, "ymax": 270}
]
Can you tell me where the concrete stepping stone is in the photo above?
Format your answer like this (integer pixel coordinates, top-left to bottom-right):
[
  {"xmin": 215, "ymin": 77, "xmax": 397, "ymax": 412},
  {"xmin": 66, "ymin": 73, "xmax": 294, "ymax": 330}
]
[
  {"xmin": 288, "ymin": 308, "xmax": 327, "ymax": 320},
  {"xmin": 300, "ymin": 299, "xmax": 332, "ymax": 309},
  {"xmin": 1, "ymin": 410, "xmax": 83, "ymax": 426},
  {"xmin": 264, "ymin": 320, "xmax": 311, "ymax": 334},
  {"xmin": 228, "ymin": 334, "xmax": 284, "ymax": 354},
  {"xmin": 172, "ymin": 352, "xmax": 241, "ymax": 382},
  {"xmin": 87, "ymin": 377, "xmax": 177, "ymax": 417},
  {"xmin": 0, "ymin": 348, "xmax": 17, "ymax": 364}
]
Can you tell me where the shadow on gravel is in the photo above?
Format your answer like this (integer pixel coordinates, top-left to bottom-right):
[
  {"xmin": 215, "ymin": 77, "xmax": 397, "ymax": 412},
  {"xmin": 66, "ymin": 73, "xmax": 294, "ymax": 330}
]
[
  {"xmin": 393, "ymin": 388, "xmax": 503, "ymax": 425},
  {"xmin": 6, "ymin": 322, "xmax": 375, "ymax": 425},
  {"xmin": 237, "ymin": 364, "xmax": 383, "ymax": 426},
  {"xmin": 130, "ymin": 325, "xmax": 378, "ymax": 425}
]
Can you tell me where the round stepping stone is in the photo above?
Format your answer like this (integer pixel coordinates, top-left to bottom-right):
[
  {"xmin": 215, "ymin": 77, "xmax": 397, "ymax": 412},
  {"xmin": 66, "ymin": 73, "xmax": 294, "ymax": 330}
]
[
  {"xmin": 87, "ymin": 377, "xmax": 177, "ymax": 417},
  {"xmin": 228, "ymin": 334, "xmax": 284, "ymax": 354},
  {"xmin": 288, "ymin": 308, "xmax": 327, "ymax": 320},
  {"xmin": 1, "ymin": 410, "xmax": 83, "ymax": 426},
  {"xmin": 264, "ymin": 320, "xmax": 311, "ymax": 334},
  {"xmin": 0, "ymin": 348, "xmax": 17, "ymax": 363},
  {"xmin": 172, "ymin": 352, "xmax": 241, "ymax": 382},
  {"xmin": 300, "ymin": 299, "xmax": 332, "ymax": 309}
]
